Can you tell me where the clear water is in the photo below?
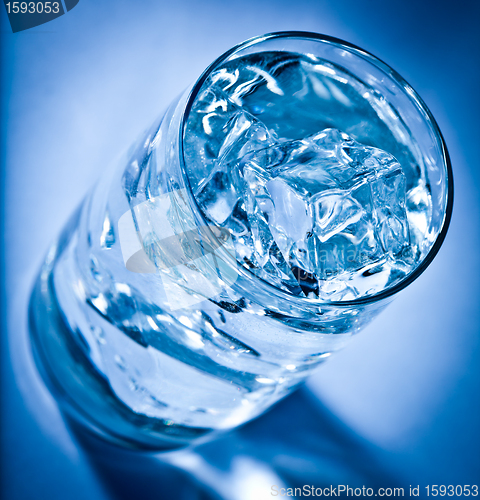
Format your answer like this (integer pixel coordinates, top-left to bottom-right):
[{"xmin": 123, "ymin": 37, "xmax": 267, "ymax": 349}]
[
  {"xmin": 185, "ymin": 51, "xmax": 432, "ymax": 301},
  {"xmin": 33, "ymin": 50, "xmax": 435, "ymax": 446}
]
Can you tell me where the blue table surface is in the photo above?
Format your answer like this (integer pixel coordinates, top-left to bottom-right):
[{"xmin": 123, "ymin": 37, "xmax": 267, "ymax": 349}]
[{"xmin": 2, "ymin": 1, "xmax": 479, "ymax": 499}]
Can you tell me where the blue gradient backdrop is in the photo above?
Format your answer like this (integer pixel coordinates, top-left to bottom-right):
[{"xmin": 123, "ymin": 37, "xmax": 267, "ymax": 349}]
[{"xmin": 1, "ymin": 1, "xmax": 479, "ymax": 499}]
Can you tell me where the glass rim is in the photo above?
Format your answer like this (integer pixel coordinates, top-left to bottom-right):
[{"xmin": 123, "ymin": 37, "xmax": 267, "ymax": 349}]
[{"xmin": 179, "ymin": 30, "xmax": 454, "ymax": 308}]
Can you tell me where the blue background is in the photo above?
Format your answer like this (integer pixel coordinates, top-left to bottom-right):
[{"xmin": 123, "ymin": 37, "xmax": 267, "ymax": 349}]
[{"xmin": 1, "ymin": 1, "xmax": 479, "ymax": 498}]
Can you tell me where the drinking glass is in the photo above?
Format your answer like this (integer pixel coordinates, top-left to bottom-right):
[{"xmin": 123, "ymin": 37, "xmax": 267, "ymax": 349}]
[{"xmin": 29, "ymin": 32, "xmax": 453, "ymax": 450}]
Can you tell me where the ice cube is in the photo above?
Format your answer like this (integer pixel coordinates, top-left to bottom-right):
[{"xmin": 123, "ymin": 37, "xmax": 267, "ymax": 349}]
[
  {"xmin": 311, "ymin": 189, "xmax": 364, "ymax": 243},
  {"xmin": 195, "ymin": 170, "xmax": 238, "ymax": 225},
  {"xmin": 229, "ymin": 171, "xmax": 304, "ymax": 295},
  {"xmin": 185, "ymin": 84, "xmax": 277, "ymax": 228},
  {"xmin": 184, "ymin": 86, "xmax": 276, "ymax": 191},
  {"xmin": 238, "ymin": 128, "xmax": 410, "ymax": 296},
  {"xmin": 193, "ymin": 121, "xmax": 275, "ymax": 222},
  {"xmin": 191, "ymin": 116, "xmax": 305, "ymax": 293}
]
